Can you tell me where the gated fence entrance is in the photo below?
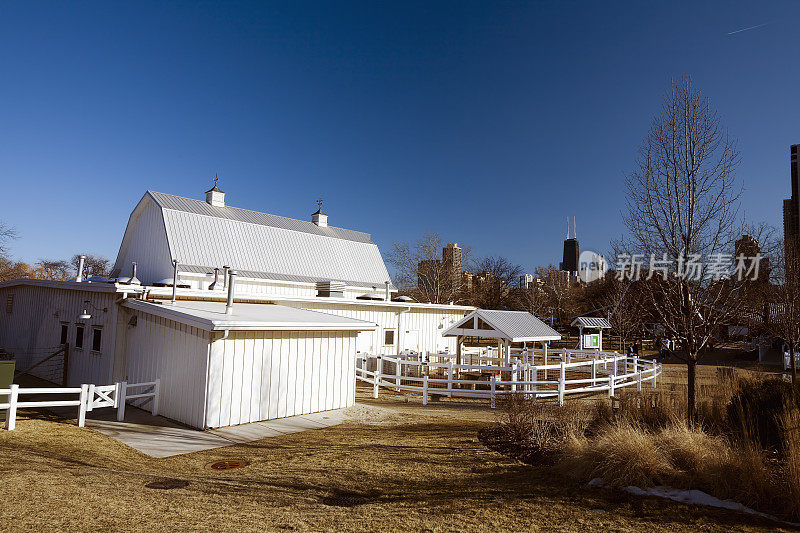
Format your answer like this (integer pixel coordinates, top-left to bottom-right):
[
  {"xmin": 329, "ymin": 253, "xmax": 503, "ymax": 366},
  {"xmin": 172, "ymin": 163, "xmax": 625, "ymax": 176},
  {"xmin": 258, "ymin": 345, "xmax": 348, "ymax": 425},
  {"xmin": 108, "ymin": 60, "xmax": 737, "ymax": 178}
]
[{"xmin": 0, "ymin": 379, "xmax": 160, "ymax": 431}]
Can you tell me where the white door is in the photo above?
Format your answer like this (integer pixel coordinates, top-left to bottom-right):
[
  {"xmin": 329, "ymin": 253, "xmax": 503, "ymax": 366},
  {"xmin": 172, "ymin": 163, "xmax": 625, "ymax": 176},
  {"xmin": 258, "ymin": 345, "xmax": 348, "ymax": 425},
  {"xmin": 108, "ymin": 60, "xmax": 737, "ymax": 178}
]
[
  {"xmin": 402, "ymin": 330, "xmax": 420, "ymax": 353},
  {"xmin": 356, "ymin": 330, "xmax": 375, "ymax": 355}
]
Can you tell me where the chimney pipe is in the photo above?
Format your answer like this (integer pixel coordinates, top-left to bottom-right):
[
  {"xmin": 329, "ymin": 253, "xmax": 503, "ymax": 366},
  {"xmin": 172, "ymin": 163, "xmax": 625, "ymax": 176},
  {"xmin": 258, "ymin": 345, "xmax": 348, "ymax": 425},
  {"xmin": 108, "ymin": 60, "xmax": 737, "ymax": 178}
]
[
  {"xmin": 385, "ymin": 280, "xmax": 390, "ymax": 301},
  {"xmin": 225, "ymin": 270, "xmax": 237, "ymax": 314},
  {"xmin": 209, "ymin": 267, "xmax": 220, "ymax": 290},
  {"xmin": 130, "ymin": 262, "xmax": 141, "ymax": 285},
  {"xmin": 170, "ymin": 259, "xmax": 179, "ymax": 304},
  {"xmin": 76, "ymin": 255, "xmax": 86, "ymax": 282},
  {"xmin": 222, "ymin": 265, "xmax": 230, "ymax": 290}
]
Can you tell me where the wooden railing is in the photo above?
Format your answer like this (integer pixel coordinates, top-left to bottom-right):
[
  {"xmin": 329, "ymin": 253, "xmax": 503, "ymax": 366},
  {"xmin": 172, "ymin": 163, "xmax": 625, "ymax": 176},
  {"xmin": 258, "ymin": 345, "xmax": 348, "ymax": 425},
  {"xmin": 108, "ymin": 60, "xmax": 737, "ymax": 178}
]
[
  {"xmin": 0, "ymin": 379, "xmax": 160, "ymax": 431},
  {"xmin": 356, "ymin": 352, "xmax": 661, "ymax": 407}
]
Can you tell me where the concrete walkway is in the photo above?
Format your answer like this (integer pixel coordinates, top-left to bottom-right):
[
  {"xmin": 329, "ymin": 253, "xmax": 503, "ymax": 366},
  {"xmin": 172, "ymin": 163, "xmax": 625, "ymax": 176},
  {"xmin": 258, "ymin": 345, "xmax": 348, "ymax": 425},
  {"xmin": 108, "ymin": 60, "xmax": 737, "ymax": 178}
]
[{"xmin": 79, "ymin": 406, "xmax": 345, "ymax": 458}]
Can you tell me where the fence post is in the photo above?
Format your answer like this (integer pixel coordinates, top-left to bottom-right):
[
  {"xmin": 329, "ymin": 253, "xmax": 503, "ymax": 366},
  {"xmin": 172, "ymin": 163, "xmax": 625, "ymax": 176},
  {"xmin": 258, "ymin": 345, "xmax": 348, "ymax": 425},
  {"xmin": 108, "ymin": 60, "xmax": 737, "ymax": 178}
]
[
  {"xmin": 635, "ymin": 356, "xmax": 641, "ymax": 392},
  {"xmin": 373, "ymin": 356, "xmax": 382, "ymax": 399},
  {"xmin": 5, "ymin": 384, "xmax": 19, "ymax": 431},
  {"xmin": 591, "ymin": 358, "xmax": 597, "ymax": 387},
  {"xmin": 558, "ymin": 361, "xmax": 566, "ymax": 407},
  {"xmin": 511, "ymin": 363, "xmax": 518, "ymax": 393},
  {"xmin": 152, "ymin": 378, "xmax": 161, "ymax": 416},
  {"xmin": 609, "ymin": 361, "xmax": 616, "ymax": 399},
  {"xmin": 422, "ymin": 375, "xmax": 429, "ymax": 406},
  {"xmin": 117, "ymin": 381, "xmax": 127, "ymax": 422},
  {"xmin": 86, "ymin": 383, "xmax": 95, "ymax": 412},
  {"xmin": 78, "ymin": 384, "xmax": 89, "ymax": 427},
  {"xmin": 395, "ymin": 358, "xmax": 402, "ymax": 391},
  {"xmin": 651, "ymin": 360, "xmax": 657, "ymax": 389},
  {"xmin": 490, "ymin": 375, "xmax": 496, "ymax": 409},
  {"xmin": 531, "ymin": 366, "xmax": 538, "ymax": 398},
  {"xmin": 447, "ymin": 361, "xmax": 453, "ymax": 398}
]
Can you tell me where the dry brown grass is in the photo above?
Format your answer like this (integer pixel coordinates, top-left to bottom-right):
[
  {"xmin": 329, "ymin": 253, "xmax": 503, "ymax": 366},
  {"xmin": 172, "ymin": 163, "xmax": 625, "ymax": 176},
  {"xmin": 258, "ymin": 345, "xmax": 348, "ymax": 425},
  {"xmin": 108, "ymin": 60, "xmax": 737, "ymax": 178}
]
[{"xmin": 0, "ymin": 385, "xmax": 788, "ymax": 532}]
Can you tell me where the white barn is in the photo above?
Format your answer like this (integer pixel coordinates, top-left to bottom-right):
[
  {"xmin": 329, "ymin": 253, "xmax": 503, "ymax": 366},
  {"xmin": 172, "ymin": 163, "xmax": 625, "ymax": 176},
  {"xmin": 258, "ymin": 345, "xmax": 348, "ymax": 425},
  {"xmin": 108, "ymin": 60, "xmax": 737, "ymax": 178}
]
[{"xmin": 0, "ymin": 185, "xmax": 471, "ymax": 428}]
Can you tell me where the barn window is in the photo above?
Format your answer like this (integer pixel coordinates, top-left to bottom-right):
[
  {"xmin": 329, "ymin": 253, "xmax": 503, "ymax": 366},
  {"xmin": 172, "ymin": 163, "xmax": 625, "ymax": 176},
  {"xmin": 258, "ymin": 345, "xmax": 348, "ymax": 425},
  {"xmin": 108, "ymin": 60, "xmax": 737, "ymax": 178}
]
[
  {"xmin": 60, "ymin": 323, "xmax": 69, "ymax": 345},
  {"xmin": 91, "ymin": 328, "xmax": 102, "ymax": 352},
  {"xmin": 5, "ymin": 294, "xmax": 13, "ymax": 314},
  {"xmin": 384, "ymin": 329, "xmax": 396, "ymax": 346},
  {"xmin": 75, "ymin": 325, "xmax": 84, "ymax": 349}
]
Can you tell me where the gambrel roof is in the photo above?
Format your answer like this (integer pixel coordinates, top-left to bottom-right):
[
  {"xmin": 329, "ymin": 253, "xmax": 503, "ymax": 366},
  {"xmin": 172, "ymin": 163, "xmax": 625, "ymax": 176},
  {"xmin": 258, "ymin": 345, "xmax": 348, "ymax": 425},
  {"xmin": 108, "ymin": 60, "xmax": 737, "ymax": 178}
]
[
  {"xmin": 442, "ymin": 309, "xmax": 561, "ymax": 342},
  {"xmin": 111, "ymin": 191, "xmax": 394, "ymax": 288}
]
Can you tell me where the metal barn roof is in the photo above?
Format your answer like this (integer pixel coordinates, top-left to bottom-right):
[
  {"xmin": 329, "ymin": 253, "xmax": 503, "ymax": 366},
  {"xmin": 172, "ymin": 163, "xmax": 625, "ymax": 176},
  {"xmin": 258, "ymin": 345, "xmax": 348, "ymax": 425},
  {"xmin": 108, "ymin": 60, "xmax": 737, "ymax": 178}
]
[
  {"xmin": 112, "ymin": 191, "xmax": 395, "ymax": 288},
  {"xmin": 442, "ymin": 309, "xmax": 561, "ymax": 342},
  {"xmin": 571, "ymin": 316, "xmax": 612, "ymax": 329},
  {"xmin": 149, "ymin": 191, "xmax": 372, "ymax": 243},
  {"xmin": 123, "ymin": 299, "xmax": 378, "ymax": 332}
]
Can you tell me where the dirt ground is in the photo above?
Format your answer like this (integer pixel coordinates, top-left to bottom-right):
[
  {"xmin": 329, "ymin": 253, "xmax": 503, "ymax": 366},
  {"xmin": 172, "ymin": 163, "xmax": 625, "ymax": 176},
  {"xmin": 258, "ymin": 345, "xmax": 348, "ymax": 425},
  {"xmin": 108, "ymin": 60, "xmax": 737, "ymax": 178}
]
[{"xmin": 0, "ymin": 382, "xmax": 793, "ymax": 532}]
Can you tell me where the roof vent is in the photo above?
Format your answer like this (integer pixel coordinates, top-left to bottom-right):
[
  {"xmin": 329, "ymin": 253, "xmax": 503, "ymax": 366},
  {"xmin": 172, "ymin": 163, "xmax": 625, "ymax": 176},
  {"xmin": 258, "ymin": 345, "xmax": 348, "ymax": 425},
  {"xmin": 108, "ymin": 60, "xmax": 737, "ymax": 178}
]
[
  {"xmin": 206, "ymin": 179, "xmax": 225, "ymax": 207},
  {"xmin": 316, "ymin": 281, "xmax": 344, "ymax": 297}
]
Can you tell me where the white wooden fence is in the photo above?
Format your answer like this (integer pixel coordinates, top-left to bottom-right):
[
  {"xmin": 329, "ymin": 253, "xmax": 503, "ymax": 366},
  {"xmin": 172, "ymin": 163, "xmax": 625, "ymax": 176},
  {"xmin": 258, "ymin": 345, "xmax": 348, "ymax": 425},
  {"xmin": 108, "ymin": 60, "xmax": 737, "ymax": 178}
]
[
  {"xmin": 356, "ymin": 351, "xmax": 661, "ymax": 408},
  {"xmin": 0, "ymin": 379, "xmax": 160, "ymax": 431}
]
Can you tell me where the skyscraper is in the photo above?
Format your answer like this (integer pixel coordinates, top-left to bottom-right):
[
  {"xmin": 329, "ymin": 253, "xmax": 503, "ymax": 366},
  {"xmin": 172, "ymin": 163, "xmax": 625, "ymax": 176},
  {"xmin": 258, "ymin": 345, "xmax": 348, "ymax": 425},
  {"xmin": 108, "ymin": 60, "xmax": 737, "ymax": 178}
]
[
  {"xmin": 559, "ymin": 217, "xmax": 579, "ymax": 278},
  {"xmin": 785, "ymin": 144, "xmax": 800, "ymax": 243}
]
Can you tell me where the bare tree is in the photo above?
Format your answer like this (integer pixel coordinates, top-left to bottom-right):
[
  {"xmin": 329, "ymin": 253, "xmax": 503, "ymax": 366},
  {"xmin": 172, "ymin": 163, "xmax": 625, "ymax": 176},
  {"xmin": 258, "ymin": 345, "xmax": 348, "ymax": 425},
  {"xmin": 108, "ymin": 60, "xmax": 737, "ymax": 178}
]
[
  {"xmin": 0, "ymin": 221, "xmax": 16, "ymax": 257},
  {"xmin": 468, "ymin": 256, "xmax": 523, "ymax": 309},
  {"xmin": 71, "ymin": 254, "xmax": 110, "ymax": 278},
  {"xmin": 34, "ymin": 259, "xmax": 72, "ymax": 280},
  {"xmin": 532, "ymin": 264, "xmax": 576, "ymax": 327},
  {"xmin": 620, "ymin": 77, "xmax": 743, "ymax": 423},
  {"xmin": 387, "ymin": 232, "xmax": 470, "ymax": 304},
  {"xmin": 767, "ymin": 240, "xmax": 800, "ymax": 384},
  {"xmin": 582, "ymin": 274, "xmax": 647, "ymax": 350}
]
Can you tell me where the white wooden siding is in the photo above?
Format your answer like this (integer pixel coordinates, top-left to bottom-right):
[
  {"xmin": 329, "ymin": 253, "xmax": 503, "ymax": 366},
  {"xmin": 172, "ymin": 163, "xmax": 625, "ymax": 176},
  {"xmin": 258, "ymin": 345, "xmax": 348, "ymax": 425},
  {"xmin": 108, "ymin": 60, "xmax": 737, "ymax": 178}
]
[
  {"xmin": 205, "ymin": 329, "xmax": 356, "ymax": 428},
  {"xmin": 121, "ymin": 310, "xmax": 210, "ymax": 428},
  {"xmin": 281, "ymin": 301, "xmax": 466, "ymax": 355},
  {"xmin": 111, "ymin": 196, "xmax": 173, "ymax": 282},
  {"xmin": 0, "ymin": 285, "xmax": 118, "ymax": 385}
]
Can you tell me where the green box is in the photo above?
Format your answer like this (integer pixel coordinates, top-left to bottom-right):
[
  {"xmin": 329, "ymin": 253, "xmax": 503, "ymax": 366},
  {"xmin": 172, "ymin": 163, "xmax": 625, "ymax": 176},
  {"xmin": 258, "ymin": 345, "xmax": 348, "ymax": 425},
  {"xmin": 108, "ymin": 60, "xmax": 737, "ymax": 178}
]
[{"xmin": 0, "ymin": 361, "xmax": 15, "ymax": 423}]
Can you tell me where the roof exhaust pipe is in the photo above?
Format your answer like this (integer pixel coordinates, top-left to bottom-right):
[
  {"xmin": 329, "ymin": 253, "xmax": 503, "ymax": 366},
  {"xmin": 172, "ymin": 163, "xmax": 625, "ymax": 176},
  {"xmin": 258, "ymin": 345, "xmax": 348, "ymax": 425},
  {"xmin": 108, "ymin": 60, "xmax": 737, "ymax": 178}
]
[
  {"xmin": 129, "ymin": 262, "xmax": 141, "ymax": 285},
  {"xmin": 209, "ymin": 267, "xmax": 221, "ymax": 290},
  {"xmin": 76, "ymin": 255, "xmax": 86, "ymax": 282},
  {"xmin": 170, "ymin": 259, "xmax": 179, "ymax": 304},
  {"xmin": 222, "ymin": 265, "xmax": 230, "ymax": 290},
  {"xmin": 225, "ymin": 270, "xmax": 237, "ymax": 315}
]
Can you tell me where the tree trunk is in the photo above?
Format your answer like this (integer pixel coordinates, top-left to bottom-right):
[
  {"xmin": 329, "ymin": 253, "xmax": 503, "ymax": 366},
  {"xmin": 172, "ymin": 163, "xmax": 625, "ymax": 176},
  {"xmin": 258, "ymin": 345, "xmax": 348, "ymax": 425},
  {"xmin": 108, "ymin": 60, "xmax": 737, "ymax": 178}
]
[
  {"xmin": 792, "ymin": 342, "xmax": 797, "ymax": 386},
  {"xmin": 687, "ymin": 356, "xmax": 697, "ymax": 426}
]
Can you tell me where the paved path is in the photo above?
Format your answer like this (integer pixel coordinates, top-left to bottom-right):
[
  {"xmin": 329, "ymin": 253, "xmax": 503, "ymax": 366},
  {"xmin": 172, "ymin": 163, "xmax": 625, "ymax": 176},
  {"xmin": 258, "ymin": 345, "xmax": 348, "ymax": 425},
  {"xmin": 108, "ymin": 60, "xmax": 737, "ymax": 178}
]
[{"xmin": 76, "ymin": 406, "xmax": 346, "ymax": 458}]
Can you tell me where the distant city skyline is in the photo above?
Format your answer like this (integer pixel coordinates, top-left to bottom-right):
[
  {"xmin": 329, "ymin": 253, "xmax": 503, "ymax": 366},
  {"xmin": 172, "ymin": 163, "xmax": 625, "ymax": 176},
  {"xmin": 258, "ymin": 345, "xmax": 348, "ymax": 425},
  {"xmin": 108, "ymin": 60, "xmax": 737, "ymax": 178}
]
[{"xmin": 1, "ymin": 1, "xmax": 798, "ymax": 276}]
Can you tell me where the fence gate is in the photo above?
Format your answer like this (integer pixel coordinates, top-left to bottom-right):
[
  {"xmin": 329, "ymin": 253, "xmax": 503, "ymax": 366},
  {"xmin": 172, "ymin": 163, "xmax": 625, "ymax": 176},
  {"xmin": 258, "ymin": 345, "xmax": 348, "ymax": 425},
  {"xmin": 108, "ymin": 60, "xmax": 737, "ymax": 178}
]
[{"xmin": 86, "ymin": 384, "xmax": 117, "ymax": 411}]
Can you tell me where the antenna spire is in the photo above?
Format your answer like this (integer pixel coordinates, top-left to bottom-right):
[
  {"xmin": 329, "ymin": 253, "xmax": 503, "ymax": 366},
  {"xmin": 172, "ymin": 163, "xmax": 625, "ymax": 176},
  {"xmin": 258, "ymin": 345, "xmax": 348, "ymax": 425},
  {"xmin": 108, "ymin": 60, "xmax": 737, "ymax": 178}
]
[
  {"xmin": 573, "ymin": 216, "xmax": 576, "ymax": 239},
  {"xmin": 566, "ymin": 217, "xmax": 569, "ymax": 239}
]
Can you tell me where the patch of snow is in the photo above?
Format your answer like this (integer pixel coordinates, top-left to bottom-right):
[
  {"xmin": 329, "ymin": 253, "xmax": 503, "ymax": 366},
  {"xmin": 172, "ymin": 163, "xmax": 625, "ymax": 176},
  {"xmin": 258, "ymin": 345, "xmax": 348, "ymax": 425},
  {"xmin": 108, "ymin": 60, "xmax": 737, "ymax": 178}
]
[{"xmin": 588, "ymin": 478, "xmax": 800, "ymax": 527}]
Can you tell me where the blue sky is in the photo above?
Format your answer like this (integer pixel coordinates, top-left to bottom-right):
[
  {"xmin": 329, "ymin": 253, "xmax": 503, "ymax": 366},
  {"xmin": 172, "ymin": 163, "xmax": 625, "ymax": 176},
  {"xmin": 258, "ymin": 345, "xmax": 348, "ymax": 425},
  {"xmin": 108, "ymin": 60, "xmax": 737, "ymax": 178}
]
[{"xmin": 1, "ymin": 1, "xmax": 798, "ymax": 275}]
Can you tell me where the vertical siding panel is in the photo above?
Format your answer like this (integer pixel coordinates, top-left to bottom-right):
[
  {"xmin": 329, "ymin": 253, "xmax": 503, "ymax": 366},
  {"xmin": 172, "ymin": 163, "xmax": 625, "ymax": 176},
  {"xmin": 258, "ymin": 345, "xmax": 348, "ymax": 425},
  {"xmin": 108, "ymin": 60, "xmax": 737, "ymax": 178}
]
[
  {"xmin": 269, "ymin": 333, "xmax": 280, "ymax": 419},
  {"xmin": 286, "ymin": 333, "xmax": 297, "ymax": 417},
  {"xmin": 239, "ymin": 332, "xmax": 252, "ymax": 424}
]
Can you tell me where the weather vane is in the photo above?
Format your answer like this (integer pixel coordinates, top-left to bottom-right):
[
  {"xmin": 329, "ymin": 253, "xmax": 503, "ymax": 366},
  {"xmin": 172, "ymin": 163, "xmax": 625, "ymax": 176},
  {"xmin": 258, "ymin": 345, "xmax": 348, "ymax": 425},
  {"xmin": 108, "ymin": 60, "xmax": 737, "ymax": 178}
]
[
  {"xmin": 213, "ymin": 173, "xmax": 219, "ymax": 187},
  {"xmin": 316, "ymin": 198, "xmax": 323, "ymax": 210}
]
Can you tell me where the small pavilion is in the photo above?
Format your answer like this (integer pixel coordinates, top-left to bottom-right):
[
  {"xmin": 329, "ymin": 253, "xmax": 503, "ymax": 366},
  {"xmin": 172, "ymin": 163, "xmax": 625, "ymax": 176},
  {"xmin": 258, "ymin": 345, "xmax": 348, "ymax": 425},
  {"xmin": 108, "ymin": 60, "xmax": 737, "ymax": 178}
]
[
  {"xmin": 443, "ymin": 309, "xmax": 561, "ymax": 365},
  {"xmin": 571, "ymin": 316, "xmax": 612, "ymax": 351}
]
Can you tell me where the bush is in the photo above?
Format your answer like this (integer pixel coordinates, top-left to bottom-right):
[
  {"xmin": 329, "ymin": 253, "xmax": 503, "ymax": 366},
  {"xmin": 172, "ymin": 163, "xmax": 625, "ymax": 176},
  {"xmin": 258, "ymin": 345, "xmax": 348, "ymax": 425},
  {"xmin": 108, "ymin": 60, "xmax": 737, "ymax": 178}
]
[
  {"xmin": 482, "ymin": 394, "xmax": 591, "ymax": 465},
  {"xmin": 728, "ymin": 378, "xmax": 800, "ymax": 451}
]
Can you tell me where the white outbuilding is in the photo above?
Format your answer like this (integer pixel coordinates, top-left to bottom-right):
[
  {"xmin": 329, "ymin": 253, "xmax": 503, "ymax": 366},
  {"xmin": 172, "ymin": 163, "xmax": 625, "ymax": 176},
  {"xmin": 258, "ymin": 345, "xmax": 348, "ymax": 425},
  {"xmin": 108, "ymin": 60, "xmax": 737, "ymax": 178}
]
[{"xmin": 0, "ymin": 185, "xmax": 473, "ymax": 428}]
